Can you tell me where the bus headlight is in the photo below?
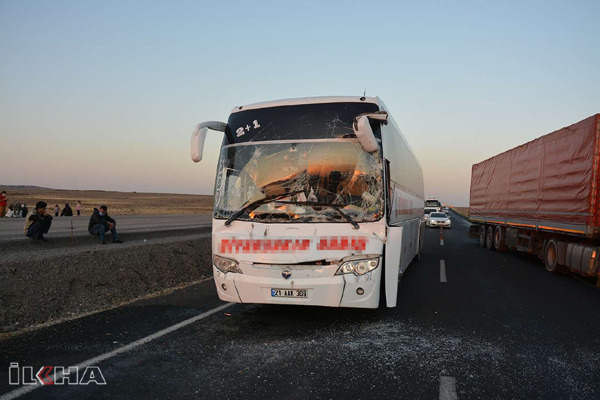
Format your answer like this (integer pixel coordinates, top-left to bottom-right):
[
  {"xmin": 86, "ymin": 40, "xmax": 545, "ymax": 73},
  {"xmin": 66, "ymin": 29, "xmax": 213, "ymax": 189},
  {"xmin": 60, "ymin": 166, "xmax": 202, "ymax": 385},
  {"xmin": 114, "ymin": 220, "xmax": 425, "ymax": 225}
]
[
  {"xmin": 213, "ymin": 255, "xmax": 243, "ymax": 274},
  {"xmin": 335, "ymin": 258, "xmax": 379, "ymax": 276}
]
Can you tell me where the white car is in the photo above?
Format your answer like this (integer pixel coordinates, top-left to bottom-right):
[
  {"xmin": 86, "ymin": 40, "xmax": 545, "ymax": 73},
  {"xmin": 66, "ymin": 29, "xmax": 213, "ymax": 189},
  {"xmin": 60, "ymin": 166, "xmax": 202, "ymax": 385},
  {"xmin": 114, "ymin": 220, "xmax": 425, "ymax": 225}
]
[{"xmin": 427, "ymin": 212, "xmax": 451, "ymax": 228}]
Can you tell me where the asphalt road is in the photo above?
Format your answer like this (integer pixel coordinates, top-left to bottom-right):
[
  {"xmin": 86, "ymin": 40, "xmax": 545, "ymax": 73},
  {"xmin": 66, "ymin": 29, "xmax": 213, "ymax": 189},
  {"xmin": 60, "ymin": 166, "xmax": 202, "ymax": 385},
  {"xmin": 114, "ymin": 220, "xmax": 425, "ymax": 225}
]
[
  {"xmin": 0, "ymin": 214, "xmax": 212, "ymax": 241},
  {"xmin": 1, "ymin": 212, "xmax": 599, "ymax": 399}
]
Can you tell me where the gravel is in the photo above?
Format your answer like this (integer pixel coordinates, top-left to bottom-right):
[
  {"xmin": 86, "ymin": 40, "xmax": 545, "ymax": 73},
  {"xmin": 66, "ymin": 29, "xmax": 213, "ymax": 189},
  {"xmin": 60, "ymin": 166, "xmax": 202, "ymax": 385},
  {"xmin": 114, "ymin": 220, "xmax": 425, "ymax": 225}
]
[{"xmin": 0, "ymin": 230, "xmax": 213, "ymax": 329}]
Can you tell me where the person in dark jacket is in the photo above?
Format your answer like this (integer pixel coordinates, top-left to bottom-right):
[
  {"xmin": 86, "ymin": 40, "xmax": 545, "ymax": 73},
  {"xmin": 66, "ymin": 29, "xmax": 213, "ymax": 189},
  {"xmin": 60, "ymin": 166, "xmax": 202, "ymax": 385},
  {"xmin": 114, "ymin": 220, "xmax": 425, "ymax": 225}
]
[
  {"xmin": 88, "ymin": 205, "xmax": 122, "ymax": 244},
  {"xmin": 20, "ymin": 203, "xmax": 27, "ymax": 218},
  {"xmin": 60, "ymin": 203, "xmax": 73, "ymax": 216},
  {"xmin": 24, "ymin": 201, "xmax": 53, "ymax": 241}
]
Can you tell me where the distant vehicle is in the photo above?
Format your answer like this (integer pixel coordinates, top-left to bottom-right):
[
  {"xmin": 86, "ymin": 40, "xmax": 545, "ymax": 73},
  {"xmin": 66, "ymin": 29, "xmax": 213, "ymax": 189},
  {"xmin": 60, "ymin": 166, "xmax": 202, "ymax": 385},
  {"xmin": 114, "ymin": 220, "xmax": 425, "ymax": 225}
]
[
  {"xmin": 427, "ymin": 212, "xmax": 451, "ymax": 228},
  {"xmin": 424, "ymin": 208, "xmax": 437, "ymax": 219},
  {"xmin": 191, "ymin": 96, "xmax": 425, "ymax": 309},
  {"xmin": 425, "ymin": 197, "xmax": 442, "ymax": 212},
  {"xmin": 468, "ymin": 114, "xmax": 600, "ymax": 284},
  {"xmin": 442, "ymin": 207, "xmax": 449, "ymax": 213}
]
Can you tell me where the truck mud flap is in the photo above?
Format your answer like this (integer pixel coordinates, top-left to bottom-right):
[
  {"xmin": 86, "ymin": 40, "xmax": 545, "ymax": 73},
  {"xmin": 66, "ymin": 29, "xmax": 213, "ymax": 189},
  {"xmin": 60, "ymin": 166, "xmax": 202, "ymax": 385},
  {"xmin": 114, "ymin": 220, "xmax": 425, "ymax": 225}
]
[{"xmin": 468, "ymin": 224, "xmax": 480, "ymax": 238}]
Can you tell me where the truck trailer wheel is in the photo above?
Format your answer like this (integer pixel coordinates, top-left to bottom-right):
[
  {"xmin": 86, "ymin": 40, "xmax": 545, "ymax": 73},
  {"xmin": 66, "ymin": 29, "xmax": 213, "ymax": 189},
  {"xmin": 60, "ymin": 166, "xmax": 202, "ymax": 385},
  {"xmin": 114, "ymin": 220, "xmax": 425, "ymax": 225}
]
[
  {"xmin": 494, "ymin": 226, "xmax": 508, "ymax": 251},
  {"xmin": 486, "ymin": 226, "xmax": 495, "ymax": 250},
  {"xmin": 544, "ymin": 239, "xmax": 566, "ymax": 274},
  {"xmin": 478, "ymin": 225, "xmax": 486, "ymax": 247}
]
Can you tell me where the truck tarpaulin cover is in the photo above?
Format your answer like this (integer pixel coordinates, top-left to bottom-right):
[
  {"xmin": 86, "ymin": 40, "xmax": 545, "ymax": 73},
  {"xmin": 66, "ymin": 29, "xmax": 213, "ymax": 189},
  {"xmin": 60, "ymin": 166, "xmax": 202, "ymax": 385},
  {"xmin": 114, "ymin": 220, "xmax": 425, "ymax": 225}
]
[{"xmin": 469, "ymin": 114, "xmax": 600, "ymax": 227}]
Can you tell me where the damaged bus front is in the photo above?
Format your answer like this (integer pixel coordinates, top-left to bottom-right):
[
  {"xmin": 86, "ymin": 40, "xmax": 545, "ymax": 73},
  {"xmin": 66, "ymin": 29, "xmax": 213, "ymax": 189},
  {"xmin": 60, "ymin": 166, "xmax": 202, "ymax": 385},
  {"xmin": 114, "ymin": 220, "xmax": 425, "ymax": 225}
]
[{"xmin": 191, "ymin": 97, "xmax": 424, "ymax": 308}]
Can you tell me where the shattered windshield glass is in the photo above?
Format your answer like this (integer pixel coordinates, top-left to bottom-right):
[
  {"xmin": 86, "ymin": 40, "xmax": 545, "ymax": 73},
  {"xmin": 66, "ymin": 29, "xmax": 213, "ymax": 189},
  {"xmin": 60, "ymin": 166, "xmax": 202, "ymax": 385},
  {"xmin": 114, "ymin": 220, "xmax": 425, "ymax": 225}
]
[{"xmin": 214, "ymin": 140, "xmax": 384, "ymax": 223}]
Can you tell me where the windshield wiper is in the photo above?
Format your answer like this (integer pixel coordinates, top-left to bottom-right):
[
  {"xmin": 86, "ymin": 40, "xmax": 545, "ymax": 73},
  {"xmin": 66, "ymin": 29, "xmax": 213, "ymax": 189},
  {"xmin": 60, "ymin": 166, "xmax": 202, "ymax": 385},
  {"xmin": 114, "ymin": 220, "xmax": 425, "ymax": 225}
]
[
  {"xmin": 275, "ymin": 201, "xmax": 360, "ymax": 229},
  {"xmin": 224, "ymin": 190, "xmax": 304, "ymax": 226}
]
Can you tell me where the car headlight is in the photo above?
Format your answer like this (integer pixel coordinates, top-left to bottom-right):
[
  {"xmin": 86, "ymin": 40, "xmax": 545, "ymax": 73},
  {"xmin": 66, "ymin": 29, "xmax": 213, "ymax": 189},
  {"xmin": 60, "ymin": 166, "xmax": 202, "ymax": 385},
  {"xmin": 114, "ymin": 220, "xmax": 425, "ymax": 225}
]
[
  {"xmin": 213, "ymin": 255, "xmax": 243, "ymax": 274},
  {"xmin": 335, "ymin": 258, "xmax": 379, "ymax": 276}
]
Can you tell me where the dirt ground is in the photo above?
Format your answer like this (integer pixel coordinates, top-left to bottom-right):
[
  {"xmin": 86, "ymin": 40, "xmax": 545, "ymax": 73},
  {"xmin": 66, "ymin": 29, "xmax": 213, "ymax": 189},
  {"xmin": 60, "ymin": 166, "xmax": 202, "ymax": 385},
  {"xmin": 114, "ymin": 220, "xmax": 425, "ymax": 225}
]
[
  {"xmin": 451, "ymin": 206, "xmax": 470, "ymax": 218},
  {"xmin": 0, "ymin": 186, "xmax": 213, "ymax": 216},
  {"xmin": 1, "ymin": 229, "xmax": 213, "ymax": 331}
]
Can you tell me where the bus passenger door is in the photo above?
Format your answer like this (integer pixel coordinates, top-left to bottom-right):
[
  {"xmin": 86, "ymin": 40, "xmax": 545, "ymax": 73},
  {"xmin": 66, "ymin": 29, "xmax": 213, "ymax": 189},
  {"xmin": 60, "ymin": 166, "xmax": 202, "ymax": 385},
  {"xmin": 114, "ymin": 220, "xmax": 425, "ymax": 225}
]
[
  {"xmin": 385, "ymin": 226, "xmax": 403, "ymax": 307},
  {"xmin": 384, "ymin": 159, "xmax": 392, "ymax": 224}
]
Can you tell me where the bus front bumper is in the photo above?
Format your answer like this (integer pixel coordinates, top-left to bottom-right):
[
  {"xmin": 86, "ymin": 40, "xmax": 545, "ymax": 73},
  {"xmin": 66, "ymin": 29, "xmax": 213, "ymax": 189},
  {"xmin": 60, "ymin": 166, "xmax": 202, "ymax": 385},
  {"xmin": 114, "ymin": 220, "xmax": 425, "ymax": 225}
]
[{"xmin": 213, "ymin": 266, "xmax": 381, "ymax": 309}]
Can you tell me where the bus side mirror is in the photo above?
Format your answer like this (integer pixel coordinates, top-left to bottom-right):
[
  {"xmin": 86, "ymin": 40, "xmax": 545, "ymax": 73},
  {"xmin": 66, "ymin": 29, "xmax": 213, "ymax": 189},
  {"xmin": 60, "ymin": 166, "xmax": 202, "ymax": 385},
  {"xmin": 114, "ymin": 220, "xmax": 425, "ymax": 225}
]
[
  {"xmin": 353, "ymin": 116, "xmax": 379, "ymax": 153},
  {"xmin": 353, "ymin": 111, "xmax": 387, "ymax": 153},
  {"xmin": 191, "ymin": 125, "xmax": 208, "ymax": 162},
  {"xmin": 191, "ymin": 121, "xmax": 227, "ymax": 163}
]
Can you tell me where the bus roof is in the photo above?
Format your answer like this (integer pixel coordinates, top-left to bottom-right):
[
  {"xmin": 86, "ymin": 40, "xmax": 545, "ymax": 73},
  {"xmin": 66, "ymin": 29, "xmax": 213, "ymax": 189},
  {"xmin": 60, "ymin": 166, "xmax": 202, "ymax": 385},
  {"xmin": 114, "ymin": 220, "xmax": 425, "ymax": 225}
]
[{"xmin": 231, "ymin": 96, "xmax": 380, "ymax": 113}]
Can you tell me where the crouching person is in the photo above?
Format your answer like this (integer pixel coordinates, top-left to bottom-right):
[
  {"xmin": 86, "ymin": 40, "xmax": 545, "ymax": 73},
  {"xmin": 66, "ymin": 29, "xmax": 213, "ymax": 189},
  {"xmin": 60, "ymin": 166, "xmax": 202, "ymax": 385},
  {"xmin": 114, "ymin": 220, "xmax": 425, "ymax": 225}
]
[
  {"xmin": 24, "ymin": 201, "xmax": 53, "ymax": 241},
  {"xmin": 88, "ymin": 205, "xmax": 122, "ymax": 245}
]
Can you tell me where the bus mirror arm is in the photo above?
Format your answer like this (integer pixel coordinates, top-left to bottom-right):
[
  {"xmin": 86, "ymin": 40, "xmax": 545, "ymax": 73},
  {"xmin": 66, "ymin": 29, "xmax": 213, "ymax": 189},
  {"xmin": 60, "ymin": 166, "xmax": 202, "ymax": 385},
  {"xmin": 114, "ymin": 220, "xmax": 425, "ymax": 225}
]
[
  {"xmin": 191, "ymin": 121, "xmax": 228, "ymax": 162},
  {"xmin": 356, "ymin": 111, "xmax": 389, "ymax": 124}
]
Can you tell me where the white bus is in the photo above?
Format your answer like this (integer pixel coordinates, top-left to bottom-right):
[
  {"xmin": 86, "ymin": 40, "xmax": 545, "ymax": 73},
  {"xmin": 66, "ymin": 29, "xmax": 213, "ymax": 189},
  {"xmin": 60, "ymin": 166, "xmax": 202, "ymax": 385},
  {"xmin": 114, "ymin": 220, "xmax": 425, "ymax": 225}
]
[{"xmin": 191, "ymin": 96, "xmax": 424, "ymax": 308}]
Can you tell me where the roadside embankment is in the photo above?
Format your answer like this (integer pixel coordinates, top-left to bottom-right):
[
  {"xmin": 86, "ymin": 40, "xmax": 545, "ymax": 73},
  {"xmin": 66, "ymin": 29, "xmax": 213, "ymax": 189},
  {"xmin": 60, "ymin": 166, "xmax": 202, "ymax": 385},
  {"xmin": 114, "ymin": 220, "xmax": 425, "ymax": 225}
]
[
  {"xmin": 450, "ymin": 207, "xmax": 470, "ymax": 221},
  {"xmin": 0, "ymin": 228, "xmax": 213, "ymax": 332}
]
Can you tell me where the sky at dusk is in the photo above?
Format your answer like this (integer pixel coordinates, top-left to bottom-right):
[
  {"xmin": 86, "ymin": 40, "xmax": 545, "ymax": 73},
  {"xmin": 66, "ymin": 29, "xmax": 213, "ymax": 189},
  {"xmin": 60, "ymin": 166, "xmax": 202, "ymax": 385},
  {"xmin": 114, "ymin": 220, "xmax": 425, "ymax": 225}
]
[{"xmin": 1, "ymin": 0, "xmax": 599, "ymax": 206}]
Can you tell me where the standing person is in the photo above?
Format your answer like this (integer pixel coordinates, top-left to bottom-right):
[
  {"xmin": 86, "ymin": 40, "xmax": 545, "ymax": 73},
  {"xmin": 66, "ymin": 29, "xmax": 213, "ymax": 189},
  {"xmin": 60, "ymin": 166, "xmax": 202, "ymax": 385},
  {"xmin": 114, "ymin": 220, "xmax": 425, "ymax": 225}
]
[
  {"xmin": 21, "ymin": 203, "xmax": 28, "ymax": 218},
  {"xmin": 88, "ymin": 205, "xmax": 122, "ymax": 245},
  {"xmin": 54, "ymin": 205, "xmax": 60, "ymax": 217},
  {"xmin": 24, "ymin": 201, "xmax": 53, "ymax": 241},
  {"xmin": 0, "ymin": 191, "xmax": 7, "ymax": 218},
  {"xmin": 76, "ymin": 201, "xmax": 82, "ymax": 216},
  {"xmin": 60, "ymin": 203, "xmax": 73, "ymax": 216}
]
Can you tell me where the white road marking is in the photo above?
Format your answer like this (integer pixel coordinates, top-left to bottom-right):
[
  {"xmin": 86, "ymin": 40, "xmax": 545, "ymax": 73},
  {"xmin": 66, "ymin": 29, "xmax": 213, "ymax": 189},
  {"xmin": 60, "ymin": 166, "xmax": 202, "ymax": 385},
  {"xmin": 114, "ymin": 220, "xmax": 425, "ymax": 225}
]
[
  {"xmin": 439, "ymin": 375, "xmax": 458, "ymax": 400},
  {"xmin": 0, "ymin": 302, "xmax": 234, "ymax": 400},
  {"xmin": 440, "ymin": 260, "xmax": 447, "ymax": 283}
]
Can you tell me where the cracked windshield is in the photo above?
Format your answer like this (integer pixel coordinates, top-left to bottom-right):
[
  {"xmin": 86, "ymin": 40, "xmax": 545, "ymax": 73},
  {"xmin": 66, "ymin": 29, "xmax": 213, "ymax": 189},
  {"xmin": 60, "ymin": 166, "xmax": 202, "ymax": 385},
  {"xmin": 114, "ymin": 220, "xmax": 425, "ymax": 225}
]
[{"xmin": 214, "ymin": 140, "xmax": 383, "ymax": 223}]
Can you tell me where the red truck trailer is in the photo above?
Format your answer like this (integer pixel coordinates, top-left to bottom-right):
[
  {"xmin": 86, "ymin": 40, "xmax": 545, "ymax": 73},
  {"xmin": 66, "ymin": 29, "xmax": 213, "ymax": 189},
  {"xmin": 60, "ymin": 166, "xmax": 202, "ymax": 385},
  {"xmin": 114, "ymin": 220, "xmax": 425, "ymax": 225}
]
[{"xmin": 468, "ymin": 114, "xmax": 600, "ymax": 285}]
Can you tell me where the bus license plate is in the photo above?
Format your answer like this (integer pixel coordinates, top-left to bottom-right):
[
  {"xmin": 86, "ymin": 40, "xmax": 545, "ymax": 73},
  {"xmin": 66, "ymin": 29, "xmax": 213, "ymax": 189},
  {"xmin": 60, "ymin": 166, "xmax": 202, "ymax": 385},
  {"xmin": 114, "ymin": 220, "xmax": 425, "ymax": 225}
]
[{"xmin": 271, "ymin": 289, "xmax": 308, "ymax": 298}]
